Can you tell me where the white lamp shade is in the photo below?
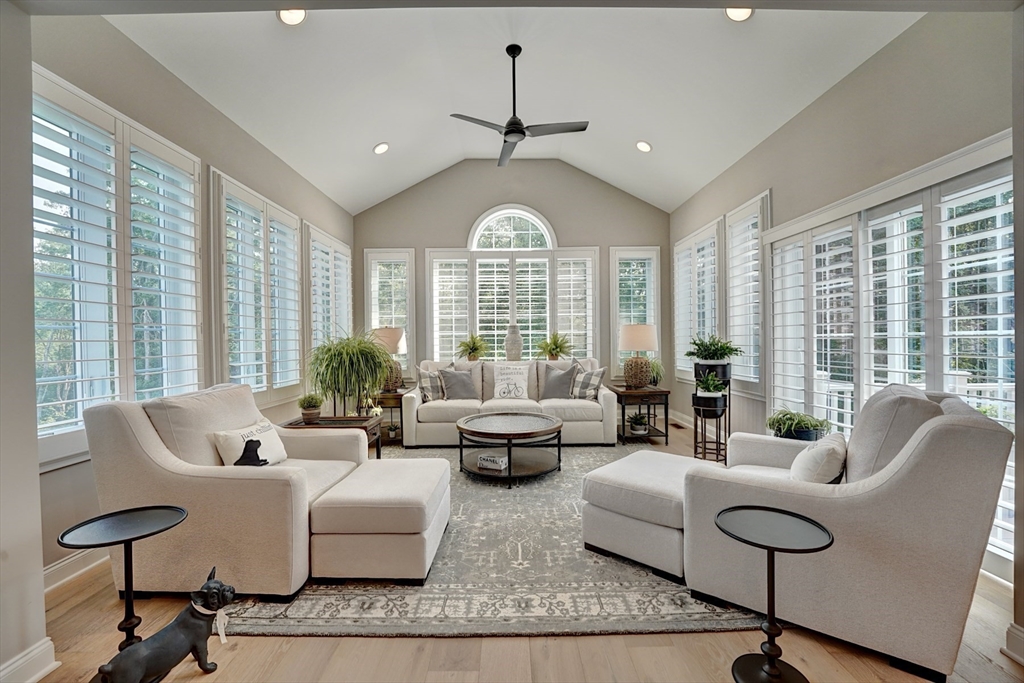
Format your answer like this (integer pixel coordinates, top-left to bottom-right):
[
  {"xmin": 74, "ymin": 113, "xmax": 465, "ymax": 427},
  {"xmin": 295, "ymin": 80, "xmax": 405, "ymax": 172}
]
[
  {"xmin": 618, "ymin": 324, "xmax": 658, "ymax": 352},
  {"xmin": 371, "ymin": 326, "xmax": 405, "ymax": 355}
]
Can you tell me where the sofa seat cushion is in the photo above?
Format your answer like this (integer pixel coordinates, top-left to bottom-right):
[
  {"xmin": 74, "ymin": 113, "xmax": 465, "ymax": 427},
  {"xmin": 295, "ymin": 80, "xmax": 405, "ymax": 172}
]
[
  {"xmin": 539, "ymin": 398, "xmax": 603, "ymax": 422},
  {"xmin": 480, "ymin": 399, "xmax": 544, "ymax": 414},
  {"xmin": 278, "ymin": 458, "xmax": 359, "ymax": 506},
  {"xmin": 846, "ymin": 384, "xmax": 943, "ymax": 482},
  {"xmin": 311, "ymin": 459, "xmax": 451, "ymax": 534},
  {"xmin": 582, "ymin": 451, "xmax": 719, "ymax": 529},
  {"xmin": 729, "ymin": 464, "xmax": 792, "ymax": 480},
  {"xmin": 417, "ymin": 399, "xmax": 483, "ymax": 423}
]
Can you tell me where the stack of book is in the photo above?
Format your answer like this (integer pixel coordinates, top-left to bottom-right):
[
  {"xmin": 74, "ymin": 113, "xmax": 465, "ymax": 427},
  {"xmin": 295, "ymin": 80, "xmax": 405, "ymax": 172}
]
[{"xmin": 478, "ymin": 453, "xmax": 508, "ymax": 470}]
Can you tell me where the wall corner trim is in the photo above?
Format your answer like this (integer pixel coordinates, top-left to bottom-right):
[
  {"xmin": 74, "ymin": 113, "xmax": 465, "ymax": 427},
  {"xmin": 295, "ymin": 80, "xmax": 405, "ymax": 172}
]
[
  {"xmin": 0, "ymin": 638, "xmax": 59, "ymax": 683},
  {"xmin": 1002, "ymin": 623, "xmax": 1024, "ymax": 666}
]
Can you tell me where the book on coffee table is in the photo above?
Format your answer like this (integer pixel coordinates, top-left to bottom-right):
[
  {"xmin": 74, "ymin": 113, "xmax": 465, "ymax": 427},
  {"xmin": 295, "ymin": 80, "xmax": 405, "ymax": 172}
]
[{"xmin": 478, "ymin": 453, "xmax": 508, "ymax": 470}]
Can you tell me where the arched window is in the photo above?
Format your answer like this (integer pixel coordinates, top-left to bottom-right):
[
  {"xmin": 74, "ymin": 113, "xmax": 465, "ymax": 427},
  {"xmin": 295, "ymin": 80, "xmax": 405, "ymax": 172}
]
[{"xmin": 469, "ymin": 205, "xmax": 557, "ymax": 251}]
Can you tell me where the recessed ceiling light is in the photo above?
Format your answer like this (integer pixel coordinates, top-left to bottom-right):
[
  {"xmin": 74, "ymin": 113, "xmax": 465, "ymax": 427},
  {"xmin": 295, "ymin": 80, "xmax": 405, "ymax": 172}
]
[
  {"xmin": 636, "ymin": 141, "xmax": 652, "ymax": 153},
  {"xmin": 725, "ymin": 8, "xmax": 754, "ymax": 22},
  {"xmin": 277, "ymin": 9, "xmax": 306, "ymax": 26},
  {"xmin": 373, "ymin": 142, "xmax": 390, "ymax": 155}
]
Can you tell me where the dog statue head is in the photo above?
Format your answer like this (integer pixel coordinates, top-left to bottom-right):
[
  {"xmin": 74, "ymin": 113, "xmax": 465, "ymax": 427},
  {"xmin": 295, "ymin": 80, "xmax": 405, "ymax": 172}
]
[{"xmin": 190, "ymin": 567, "xmax": 236, "ymax": 611}]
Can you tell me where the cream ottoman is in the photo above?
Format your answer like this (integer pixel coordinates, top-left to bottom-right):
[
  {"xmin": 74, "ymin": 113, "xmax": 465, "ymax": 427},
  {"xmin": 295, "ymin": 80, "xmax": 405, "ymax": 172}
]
[
  {"xmin": 310, "ymin": 458, "xmax": 451, "ymax": 584},
  {"xmin": 581, "ymin": 450, "xmax": 721, "ymax": 581}
]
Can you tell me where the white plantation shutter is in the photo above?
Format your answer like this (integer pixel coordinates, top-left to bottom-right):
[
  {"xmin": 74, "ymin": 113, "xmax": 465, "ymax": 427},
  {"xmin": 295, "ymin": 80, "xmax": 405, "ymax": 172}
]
[
  {"xmin": 861, "ymin": 199, "xmax": 926, "ymax": 399},
  {"xmin": 128, "ymin": 140, "xmax": 201, "ymax": 401},
  {"xmin": 770, "ymin": 238, "xmax": 805, "ymax": 413},
  {"xmin": 811, "ymin": 224, "xmax": 856, "ymax": 432},
  {"xmin": 556, "ymin": 257, "xmax": 595, "ymax": 359},
  {"xmin": 476, "ymin": 259, "xmax": 511, "ymax": 360},
  {"xmin": 309, "ymin": 228, "xmax": 352, "ymax": 349},
  {"xmin": 673, "ymin": 243, "xmax": 693, "ymax": 372},
  {"xmin": 334, "ymin": 248, "xmax": 352, "ymax": 339},
  {"xmin": 515, "ymin": 259, "xmax": 549, "ymax": 357},
  {"xmin": 269, "ymin": 216, "xmax": 301, "ymax": 389},
  {"xmin": 367, "ymin": 251, "xmax": 413, "ymax": 370},
  {"xmin": 32, "ymin": 94, "xmax": 120, "ymax": 433},
  {"xmin": 694, "ymin": 236, "xmax": 717, "ymax": 339},
  {"xmin": 728, "ymin": 209, "xmax": 760, "ymax": 381},
  {"xmin": 223, "ymin": 191, "xmax": 266, "ymax": 391},
  {"xmin": 937, "ymin": 164, "xmax": 1014, "ymax": 556},
  {"xmin": 432, "ymin": 259, "xmax": 469, "ymax": 362},
  {"xmin": 672, "ymin": 222, "xmax": 715, "ymax": 375}
]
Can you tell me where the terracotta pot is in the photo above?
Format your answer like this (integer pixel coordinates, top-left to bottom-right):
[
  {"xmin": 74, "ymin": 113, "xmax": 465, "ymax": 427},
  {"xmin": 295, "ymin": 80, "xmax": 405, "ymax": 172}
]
[
  {"xmin": 301, "ymin": 409, "xmax": 321, "ymax": 425},
  {"xmin": 548, "ymin": 354, "xmax": 559, "ymax": 361},
  {"xmin": 468, "ymin": 354, "xmax": 479, "ymax": 361}
]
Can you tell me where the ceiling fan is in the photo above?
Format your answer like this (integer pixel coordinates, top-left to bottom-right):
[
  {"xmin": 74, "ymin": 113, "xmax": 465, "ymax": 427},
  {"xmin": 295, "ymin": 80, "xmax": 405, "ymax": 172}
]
[{"xmin": 451, "ymin": 44, "xmax": 589, "ymax": 167}]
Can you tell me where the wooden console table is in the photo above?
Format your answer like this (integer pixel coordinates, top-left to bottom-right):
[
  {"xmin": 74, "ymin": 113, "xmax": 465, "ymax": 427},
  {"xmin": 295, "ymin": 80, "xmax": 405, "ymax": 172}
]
[{"xmin": 279, "ymin": 415, "xmax": 383, "ymax": 458}]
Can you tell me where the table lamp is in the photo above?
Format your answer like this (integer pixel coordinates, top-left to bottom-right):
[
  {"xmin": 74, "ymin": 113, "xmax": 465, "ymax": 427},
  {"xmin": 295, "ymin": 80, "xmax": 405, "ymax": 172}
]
[
  {"xmin": 372, "ymin": 326, "xmax": 405, "ymax": 392},
  {"xmin": 618, "ymin": 324, "xmax": 658, "ymax": 389}
]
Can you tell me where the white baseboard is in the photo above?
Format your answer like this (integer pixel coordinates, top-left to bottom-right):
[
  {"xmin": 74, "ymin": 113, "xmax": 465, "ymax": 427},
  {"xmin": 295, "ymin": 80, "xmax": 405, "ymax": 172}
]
[
  {"xmin": 1002, "ymin": 623, "xmax": 1024, "ymax": 666},
  {"xmin": 669, "ymin": 409, "xmax": 692, "ymax": 429},
  {"xmin": 0, "ymin": 638, "xmax": 59, "ymax": 683},
  {"xmin": 44, "ymin": 547, "xmax": 108, "ymax": 593}
]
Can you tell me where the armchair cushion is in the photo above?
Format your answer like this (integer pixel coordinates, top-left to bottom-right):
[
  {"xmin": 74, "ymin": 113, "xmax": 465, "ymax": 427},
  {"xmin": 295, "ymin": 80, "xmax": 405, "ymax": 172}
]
[
  {"xmin": 212, "ymin": 418, "xmax": 288, "ymax": 466},
  {"xmin": 790, "ymin": 433, "xmax": 847, "ymax": 483},
  {"xmin": 846, "ymin": 384, "xmax": 943, "ymax": 482},
  {"xmin": 283, "ymin": 458, "xmax": 358, "ymax": 505},
  {"xmin": 143, "ymin": 383, "xmax": 263, "ymax": 466}
]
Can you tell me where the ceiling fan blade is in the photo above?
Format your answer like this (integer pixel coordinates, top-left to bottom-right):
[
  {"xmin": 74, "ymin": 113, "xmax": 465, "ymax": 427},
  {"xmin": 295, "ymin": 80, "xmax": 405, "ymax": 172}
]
[
  {"xmin": 497, "ymin": 139, "xmax": 518, "ymax": 167},
  {"xmin": 451, "ymin": 114, "xmax": 506, "ymax": 134},
  {"xmin": 525, "ymin": 121, "xmax": 589, "ymax": 138}
]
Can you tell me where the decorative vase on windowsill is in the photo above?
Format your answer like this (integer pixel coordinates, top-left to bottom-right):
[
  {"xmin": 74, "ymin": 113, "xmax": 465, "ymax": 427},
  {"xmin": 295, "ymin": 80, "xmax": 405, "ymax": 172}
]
[{"xmin": 504, "ymin": 324, "xmax": 524, "ymax": 361}]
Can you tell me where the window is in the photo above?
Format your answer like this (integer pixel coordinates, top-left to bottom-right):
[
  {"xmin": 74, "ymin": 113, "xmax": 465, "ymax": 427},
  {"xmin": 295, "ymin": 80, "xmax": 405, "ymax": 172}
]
[
  {"xmin": 673, "ymin": 222, "xmax": 717, "ymax": 373},
  {"xmin": 32, "ymin": 75, "xmax": 201, "ymax": 437},
  {"xmin": 611, "ymin": 247, "xmax": 660, "ymax": 372},
  {"xmin": 425, "ymin": 207, "xmax": 596, "ymax": 363},
  {"xmin": 365, "ymin": 249, "xmax": 414, "ymax": 371},
  {"xmin": 308, "ymin": 225, "xmax": 352, "ymax": 350},
  {"xmin": 769, "ymin": 238, "xmax": 805, "ymax": 413},
  {"xmin": 811, "ymin": 222, "xmax": 856, "ymax": 432},
  {"xmin": 216, "ymin": 172, "xmax": 301, "ymax": 403},
  {"xmin": 727, "ymin": 193, "xmax": 769, "ymax": 382}
]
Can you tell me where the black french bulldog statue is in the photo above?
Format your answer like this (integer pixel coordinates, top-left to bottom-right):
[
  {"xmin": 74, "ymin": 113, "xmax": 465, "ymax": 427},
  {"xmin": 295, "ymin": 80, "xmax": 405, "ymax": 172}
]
[
  {"xmin": 94, "ymin": 567, "xmax": 235, "ymax": 683},
  {"xmin": 234, "ymin": 438, "xmax": 268, "ymax": 466}
]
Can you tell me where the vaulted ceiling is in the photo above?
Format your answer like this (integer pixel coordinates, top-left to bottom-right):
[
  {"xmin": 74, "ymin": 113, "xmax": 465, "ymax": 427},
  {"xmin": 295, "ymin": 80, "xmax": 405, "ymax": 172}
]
[{"xmin": 105, "ymin": 7, "xmax": 922, "ymax": 214}]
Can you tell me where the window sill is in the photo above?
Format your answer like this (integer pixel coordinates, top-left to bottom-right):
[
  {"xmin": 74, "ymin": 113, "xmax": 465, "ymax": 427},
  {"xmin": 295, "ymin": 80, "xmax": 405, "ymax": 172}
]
[{"xmin": 38, "ymin": 428, "xmax": 90, "ymax": 473}]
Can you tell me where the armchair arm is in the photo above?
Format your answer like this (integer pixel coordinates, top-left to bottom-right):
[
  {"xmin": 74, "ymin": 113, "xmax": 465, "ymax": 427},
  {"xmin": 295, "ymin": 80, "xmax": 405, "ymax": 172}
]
[
  {"xmin": 402, "ymin": 387, "xmax": 422, "ymax": 446},
  {"xmin": 275, "ymin": 426, "xmax": 368, "ymax": 464},
  {"xmin": 596, "ymin": 386, "xmax": 617, "ymax": 444},
  {"xmin": 726, "ymin": 432, "xmax": 808, "ymax": 469}
]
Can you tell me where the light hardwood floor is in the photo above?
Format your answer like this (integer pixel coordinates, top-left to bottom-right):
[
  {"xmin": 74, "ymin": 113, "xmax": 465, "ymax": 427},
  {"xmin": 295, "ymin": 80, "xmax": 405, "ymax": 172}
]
[{"xmin": 43, "ymin": 425, "xmax": 1021, "ymax": 683}]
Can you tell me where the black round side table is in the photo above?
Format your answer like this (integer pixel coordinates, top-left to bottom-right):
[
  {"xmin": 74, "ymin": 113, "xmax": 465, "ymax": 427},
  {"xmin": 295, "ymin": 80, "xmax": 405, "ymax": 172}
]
[
  {"xmin": 58, "ymin": 505, "xmax": 187, "ymax": 651},
  {"xmin": 715, "ymin": 505, "xmax": 833, "ymax": 683}
]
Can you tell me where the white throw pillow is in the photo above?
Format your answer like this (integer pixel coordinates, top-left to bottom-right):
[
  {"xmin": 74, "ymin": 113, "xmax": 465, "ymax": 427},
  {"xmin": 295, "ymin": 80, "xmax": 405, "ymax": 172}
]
[
  {"xmin": 212, "ymin": 418, "xmax": 288, "ymax": 466},
  {"xmin": 492, "ymin": 364, "xmax": 531, "ymax": 400},
  {"xmin": 790, "ymin": 433, "xmax": 847, "ymax": 484}
]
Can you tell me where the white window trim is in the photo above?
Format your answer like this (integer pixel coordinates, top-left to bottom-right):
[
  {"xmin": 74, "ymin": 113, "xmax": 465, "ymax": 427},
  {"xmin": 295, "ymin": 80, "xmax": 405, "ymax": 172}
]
[
  {"xmin": 305, "ymin": 222, "xmax": 353, "ymax": 353},
  {"xmin": 610, "ymin": 246, "xmax": 661, "ymax": 376},
  {"xmin": 364, "ymin": 248, "xmax": 416, "ymax": 377},
  {"xmin": 468, "ymin": 204, "xmax": 558, "ymax": 250},
  {"xmin": 672, "ymin": 220, "xmax": 720, "ymax": 380},
  {"xmin": 725, "ymin": 191, "xmax": 771, "ymax": 395},
  {"xmin": 32, "ymin": 65, "xmax": 203, "ymax": 468},
  {"xmin": 424, "ymin": 246, "xmax": 600, "ymax": 362}
]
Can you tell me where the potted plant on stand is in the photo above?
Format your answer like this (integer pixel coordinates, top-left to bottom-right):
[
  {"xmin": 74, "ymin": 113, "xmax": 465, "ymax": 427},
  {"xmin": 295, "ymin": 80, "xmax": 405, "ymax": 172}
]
[
  {"xmin": 627, "ymin": 411, "xmax": 649, "ymax": 436},
  {"xmin": 457, "ymin": 332, "xmax": 490, "ymax": 361},
  {"xmin": 537, "ymin": 331, "xmax": 573, "ymax": 360},
  {"xmin": 685, "ymin": 334, "xmax": 743, "ymax": 383},
  {"xmin": 308, "ymin": 331, "xmax": 393, "ymax": 416},
  {"xmin": 766, "ymin": 407, "xmax": 831, "ymax": 441},
  {"xmin": 298, "ymin": 393, "xmax": 323, "ymax": 425},
  {"xmin": 692, "ymin": 371, "xmax": 727, "ymax": 418}
]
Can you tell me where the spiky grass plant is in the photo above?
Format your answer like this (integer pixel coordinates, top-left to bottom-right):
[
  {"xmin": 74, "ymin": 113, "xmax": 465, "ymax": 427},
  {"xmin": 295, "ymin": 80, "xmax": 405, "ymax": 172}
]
[{"xmin": 308, "ymin": 330, "xmax": 393, "ymax": 415}]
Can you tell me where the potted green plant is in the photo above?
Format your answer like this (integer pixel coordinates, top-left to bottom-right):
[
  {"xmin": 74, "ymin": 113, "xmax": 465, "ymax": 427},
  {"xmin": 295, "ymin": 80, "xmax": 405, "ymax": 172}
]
[
  {"xmin": 649, "ymin": 358, "xmax": 665, "ymax": 386},
  {"xmin": 685, "ymin": 334, "xmax": 743, "ymax": 383},
  {"xmin": 766, "ymin": 407, "xmax": 831, "ymax": 441},
  {"xmin": 386, "ymin": 422, "xmax": 400, "ymax": 440},
  {"xmin": 692, "ymin": 371, "xmax": 727, "ymax": 418},
  {"xmin": 456, "ymin": 332, "xmax": 490, "ymax": 361},
  {"xmin": 308, "ymin": 331, "xmax": 393, "ymax": 416},
  {"xmin": 536, "ymin": 331, "xmax": 573, "ymax": 360},
  {"xmin": 627, "ymin": 411, "xmax": 649, "ymax": 435},
  {"xmin": 297, "ymin": 393, "xmax": 323, "ymax": 425}
]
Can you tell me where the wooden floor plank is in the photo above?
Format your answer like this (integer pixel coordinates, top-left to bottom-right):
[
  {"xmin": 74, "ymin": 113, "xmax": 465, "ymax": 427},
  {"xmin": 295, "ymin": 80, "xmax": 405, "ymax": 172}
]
[
  {"xmin": 428, "ymin": 637, "xmax": 482, "ymax": 673},
  {"xmin": 626, "ymin": 645, "xmax": 715, "ymax": 683},
  {"xmin": 479, "ymin": 637, "xmax": 533, "ymax": 683},
  {"xmin": 374, "ymin": 637, "xmax": 434, "ymax": 683},
  {"xmin": 577, "ymin": 635, "xmax": 641, "ymax": 683},
  {"xmin": 529, "ymin": 637, "xmax": 586, "ymax": 683}
]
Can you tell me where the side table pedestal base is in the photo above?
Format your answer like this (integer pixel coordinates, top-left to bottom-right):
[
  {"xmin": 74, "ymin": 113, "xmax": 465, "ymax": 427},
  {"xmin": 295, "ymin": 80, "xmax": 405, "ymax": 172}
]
[{"xmin": 732, "ymin": 652, "xmax": 809, "ymax": 683}]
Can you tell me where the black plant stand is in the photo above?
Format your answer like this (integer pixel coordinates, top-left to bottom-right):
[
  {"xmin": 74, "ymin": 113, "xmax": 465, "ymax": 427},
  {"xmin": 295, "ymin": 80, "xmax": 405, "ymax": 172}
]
[
  {"xmin": 58, "ymin": 505, "xmax": 187, "ymax": 651},
  {"xmin": 715, "ymin": 506, "xmax": 834, "ymax": 683}
]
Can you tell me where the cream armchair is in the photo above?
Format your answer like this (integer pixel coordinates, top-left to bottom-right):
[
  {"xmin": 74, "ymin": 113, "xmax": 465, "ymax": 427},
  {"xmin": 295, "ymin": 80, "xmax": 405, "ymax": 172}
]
[{"xmin": 84, "ymin": 384, "xmax": 367, "ymax": 597}]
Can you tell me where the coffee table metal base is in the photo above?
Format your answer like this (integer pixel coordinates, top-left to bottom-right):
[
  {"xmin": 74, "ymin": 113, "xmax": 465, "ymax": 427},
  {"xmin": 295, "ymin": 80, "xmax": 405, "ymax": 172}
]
[
  {"xmin": 732, "ymin": 653, "xmax": 808, "ymax": 683},
  {"xmin": 459, "ymin": 433, "xmax": 561, "ymax": 489}
]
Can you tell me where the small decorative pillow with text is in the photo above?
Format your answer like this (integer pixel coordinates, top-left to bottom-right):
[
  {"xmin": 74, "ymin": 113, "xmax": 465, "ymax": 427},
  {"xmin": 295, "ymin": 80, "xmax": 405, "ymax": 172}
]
[
  {"xmin": 570, "ymin": 360, "xmax": 606, "ymax": 401},
  {"xmin": 790, "ymin": 432, "xmax": 847, "ymax": 484},
  {"xmin": 492, "ymin": 364, "xmax": 531, "ymax": 400},
  {"xmin": 420, "ymin": 369, "xmax": 444, "ymax": 402},
  {"xmin": 212, "ymin": 418, "xmax": 287, "ymax": 467}
]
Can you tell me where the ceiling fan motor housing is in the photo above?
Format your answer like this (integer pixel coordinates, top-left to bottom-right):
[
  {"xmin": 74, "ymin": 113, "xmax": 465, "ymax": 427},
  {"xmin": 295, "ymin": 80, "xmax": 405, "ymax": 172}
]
[{"xmin": 504, "ymin": 116, "xmax": 526, "ymax": 142}]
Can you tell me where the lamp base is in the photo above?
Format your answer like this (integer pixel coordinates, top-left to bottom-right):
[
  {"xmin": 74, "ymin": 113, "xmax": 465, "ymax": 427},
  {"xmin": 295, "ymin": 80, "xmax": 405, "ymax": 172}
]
[
  {"xmin": 623, "ymin": 356, "xmax": 652, "ymax": 389},
  {"xmin": 382, "ymin": 359, "xmax": 404, "ymax": 392}
]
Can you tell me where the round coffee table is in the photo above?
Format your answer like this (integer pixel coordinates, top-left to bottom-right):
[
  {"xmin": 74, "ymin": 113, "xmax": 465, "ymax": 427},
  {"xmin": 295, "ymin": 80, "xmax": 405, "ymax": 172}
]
[
  {"xmin": 59, "ymin": 505, "xmax": 187, "ymax": 651},
  {"xmin": 715, "ymin": 505, "xmax": 834, "ymax": 683},
  {"xmin": 456, "ymin": 412, "xmax": 563, "ymax": 488}
]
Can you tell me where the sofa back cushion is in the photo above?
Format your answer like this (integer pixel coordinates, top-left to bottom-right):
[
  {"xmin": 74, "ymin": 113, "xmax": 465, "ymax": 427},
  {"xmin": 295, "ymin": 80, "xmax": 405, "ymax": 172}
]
[
  {"xmin": 845, "ymin": 384, "xmax": 943, "ymax": 483},
  {"xmin": 420, "ymin": 360, "xmax": 482, "ymax": 399},
  {"xmin": 537, "ymin": 358, "xmax": 597, "ymax": 397},
  {"xmin": 484, "ymin": 360, "xmax": 538, "ymax": 400},
  {"xmin": 143, "ymin": 383, "xmax": 264, "ymax": 466}
]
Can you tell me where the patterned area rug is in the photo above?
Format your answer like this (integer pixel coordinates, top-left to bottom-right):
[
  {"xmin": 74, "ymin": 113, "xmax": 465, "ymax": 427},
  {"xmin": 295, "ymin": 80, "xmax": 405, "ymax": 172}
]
[{"xmin": 225, "ymin": 444, "xmax": 760, "ymax": 637}]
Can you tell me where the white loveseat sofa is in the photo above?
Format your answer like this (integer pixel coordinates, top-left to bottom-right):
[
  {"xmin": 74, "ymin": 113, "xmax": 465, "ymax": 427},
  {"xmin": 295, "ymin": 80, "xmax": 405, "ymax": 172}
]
[
  {"xmin": 402, "ymin": 359, "xmax": 617, "ymax": 446},
  {"xmin": 84, "ymin": 383, "xmax": 451, "ymax": 596}
]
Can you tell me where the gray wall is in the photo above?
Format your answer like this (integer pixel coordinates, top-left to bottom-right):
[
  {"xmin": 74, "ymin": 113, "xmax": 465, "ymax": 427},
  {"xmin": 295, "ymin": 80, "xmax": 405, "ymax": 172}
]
[
  {"xmin": 353, "ymin": 159, "xmax": 672, "ymax": 372},
  {"xmin": 30, "ymin": 15, "xmax": 356, "ymax": 566},
  {"xmin": 668, "ymin": 11, "xmax": 1016, "ymax": 428},
  {"xmin": 0, "ymin": 0, "xmax": 53, "ymax": 673}
]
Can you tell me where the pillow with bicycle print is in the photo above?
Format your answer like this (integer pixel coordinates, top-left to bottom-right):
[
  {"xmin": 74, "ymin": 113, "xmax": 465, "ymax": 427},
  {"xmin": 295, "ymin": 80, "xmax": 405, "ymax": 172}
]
[{"xmin": 492, "ymin": 364, "xmax": 531, "ymax": 400}]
